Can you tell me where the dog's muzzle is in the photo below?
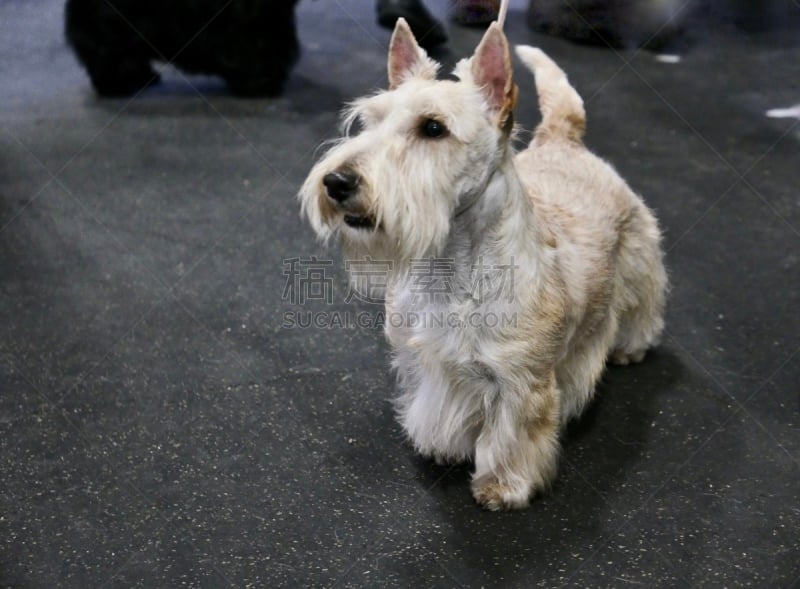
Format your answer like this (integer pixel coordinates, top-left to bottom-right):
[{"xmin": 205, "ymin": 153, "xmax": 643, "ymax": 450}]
[
  {"xmin": 322, "ymin": 170, "xmax": 376, "ymax": 230},
  {"xmin": 323, "ymin": 170, "xmax": 359, "ymax": 203}
]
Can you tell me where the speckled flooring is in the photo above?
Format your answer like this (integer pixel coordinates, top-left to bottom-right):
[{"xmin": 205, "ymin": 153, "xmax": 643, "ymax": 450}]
[{"xmin": 1, "ymin": 1, "xmax": 799, "ymax": 587}]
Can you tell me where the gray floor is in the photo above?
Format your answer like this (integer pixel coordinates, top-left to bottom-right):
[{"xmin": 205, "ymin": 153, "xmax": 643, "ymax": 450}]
[{"xmin": 2, "ymin": 0, "xmax": 799, "ymax": 587}]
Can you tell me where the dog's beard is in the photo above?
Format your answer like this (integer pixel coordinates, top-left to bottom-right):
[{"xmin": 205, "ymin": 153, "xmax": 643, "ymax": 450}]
[{"xmin": 339, "ymin": 204, "xmax": 451, "ymax": 268}]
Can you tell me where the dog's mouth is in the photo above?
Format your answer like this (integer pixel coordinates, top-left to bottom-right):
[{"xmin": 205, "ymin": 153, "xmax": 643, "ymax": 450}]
[{"xmin": 343, "ymin": 214, "xmax": 375, "ymax": 230}]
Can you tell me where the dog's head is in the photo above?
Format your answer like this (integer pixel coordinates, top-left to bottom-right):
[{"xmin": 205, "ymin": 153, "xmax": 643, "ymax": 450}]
[{"xmin": 299, "ymin": 19, "xmax": 518, "ymax": 264}]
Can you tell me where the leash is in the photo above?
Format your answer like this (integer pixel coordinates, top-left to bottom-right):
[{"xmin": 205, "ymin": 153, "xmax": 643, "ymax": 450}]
[
  {"xmin": 497, "ymin": 0, "xmax": 509, "ymax": 29},
  {"xmin": 455, "ymin": 0, "xmax": 510, "ymax": 218}
]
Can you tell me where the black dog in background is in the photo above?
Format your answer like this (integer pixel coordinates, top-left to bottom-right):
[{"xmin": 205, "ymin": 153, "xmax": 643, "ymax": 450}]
[{"xmin": 65, "ymin": 0, "xmax": 301, "ymax": 97}]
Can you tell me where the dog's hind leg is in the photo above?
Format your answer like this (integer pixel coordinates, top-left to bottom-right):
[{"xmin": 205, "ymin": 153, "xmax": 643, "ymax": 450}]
[
  {"xmin": 83, "ymin": 53, "xmax": 160, "ymax": 97},
  {"xmin": 609, "ymin": 204, "xmax": 667, "ymax": 365},
  {"xmin": 66, "ymin": 31, "xmax": 158, "ymax": 96},
  {"xmin": 65, "ymin": 2, "xmax": 159, "ymax": 97},
  {"xmin": 556, "ymin": 322, "xmax": 617, "ymax": 422}
]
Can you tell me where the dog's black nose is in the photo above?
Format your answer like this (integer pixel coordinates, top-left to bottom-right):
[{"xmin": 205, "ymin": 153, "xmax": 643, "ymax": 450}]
[{"xmin": 323, "ymin": 171, "xmax": 359, "ymax": 202}]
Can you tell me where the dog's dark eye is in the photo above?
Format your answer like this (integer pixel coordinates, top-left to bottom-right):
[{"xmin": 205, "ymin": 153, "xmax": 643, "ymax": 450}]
[{"xmin": 421, "ymin": 118, "xmax": 447, "ymax": 139}]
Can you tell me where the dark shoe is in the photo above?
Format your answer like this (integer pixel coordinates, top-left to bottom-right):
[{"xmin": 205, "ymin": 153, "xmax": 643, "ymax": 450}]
[
  {"xmin": 451, "ymin": 0, "xmax": 500, "ymax": 26},
  {"xmin": 376, "ymin": 0, "xmax": 448, "ymax": 49}
]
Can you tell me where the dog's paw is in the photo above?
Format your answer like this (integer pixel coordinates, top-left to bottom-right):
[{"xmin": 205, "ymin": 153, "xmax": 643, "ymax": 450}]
[
  {"xmin": 471, "ymin": 475, "xmax": 531, "ymax": 511},
  {"xmin": 609, "ymin": 348, "xmax": 646, "ymax": 366}
]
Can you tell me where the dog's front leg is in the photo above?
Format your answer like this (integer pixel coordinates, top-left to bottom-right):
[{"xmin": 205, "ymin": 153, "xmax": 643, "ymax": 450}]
[{"xmin": 471, "ymin": 373, "xmax": 561, "ymax": 510}]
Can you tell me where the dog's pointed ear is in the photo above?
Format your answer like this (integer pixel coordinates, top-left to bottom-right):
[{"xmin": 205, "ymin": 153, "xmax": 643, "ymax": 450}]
[
  {"xmin": 471, "ymin": 22, "xmax": 518, "ymax": 128},
  {"xmin": 388, "ymin": 18, "xmax": 434, "ymax": 89}
]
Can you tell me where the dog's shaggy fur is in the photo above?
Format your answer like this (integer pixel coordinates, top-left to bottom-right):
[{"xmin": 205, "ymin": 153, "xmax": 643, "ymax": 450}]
[
  {"xmin": 300, "ymin": 19, "xmax": 667, "ymax": 510},
  {"xmin": 65, "ymin": 0, "xmax": 301, "ymax": 97}
]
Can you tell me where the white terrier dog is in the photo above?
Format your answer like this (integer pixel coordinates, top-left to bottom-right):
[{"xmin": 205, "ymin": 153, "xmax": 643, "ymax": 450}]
[{"xmin": 299, "ymin": 19, "xmax": 667, "ymax": 510}]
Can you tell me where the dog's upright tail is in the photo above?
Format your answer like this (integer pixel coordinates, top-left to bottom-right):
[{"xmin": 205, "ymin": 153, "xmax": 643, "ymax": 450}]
[{"xmin": 515, "ymin": 46, "xmax": 586, "ymax": 146}]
